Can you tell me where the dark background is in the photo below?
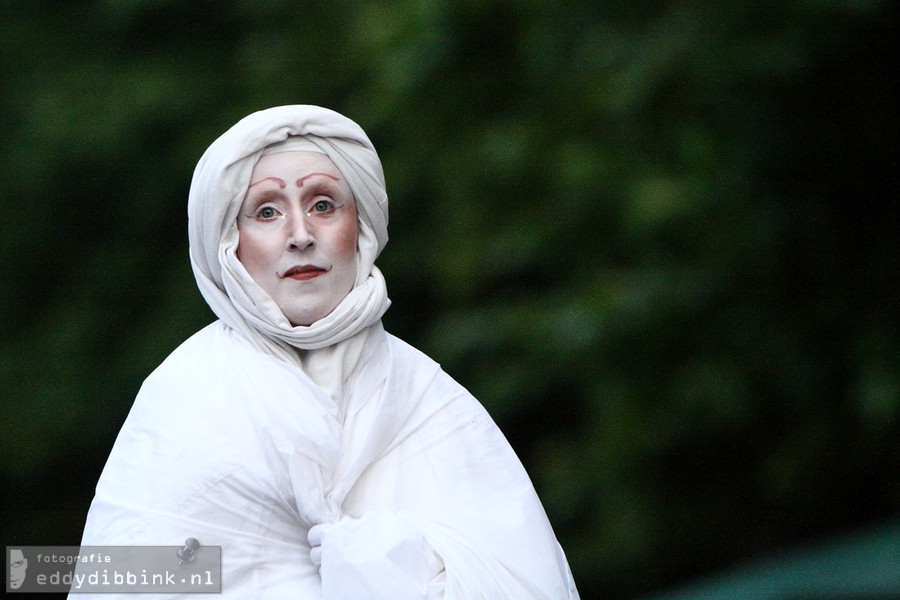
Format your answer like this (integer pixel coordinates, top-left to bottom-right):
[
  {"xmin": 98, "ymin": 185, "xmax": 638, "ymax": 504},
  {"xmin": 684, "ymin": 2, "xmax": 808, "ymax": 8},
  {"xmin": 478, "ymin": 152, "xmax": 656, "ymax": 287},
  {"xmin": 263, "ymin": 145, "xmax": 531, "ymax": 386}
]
[{"xmin": 1, "ymin": 1, "xmax": 897, "ymax": 598}]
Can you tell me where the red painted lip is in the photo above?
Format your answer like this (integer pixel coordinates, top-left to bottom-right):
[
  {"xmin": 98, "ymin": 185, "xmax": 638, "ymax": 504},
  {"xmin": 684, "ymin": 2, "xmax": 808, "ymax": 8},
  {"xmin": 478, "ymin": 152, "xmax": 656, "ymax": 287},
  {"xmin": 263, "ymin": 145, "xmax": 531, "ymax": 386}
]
[{"xmin": 281, "ymin": 265, "xmax": 328, "ymax": 280}]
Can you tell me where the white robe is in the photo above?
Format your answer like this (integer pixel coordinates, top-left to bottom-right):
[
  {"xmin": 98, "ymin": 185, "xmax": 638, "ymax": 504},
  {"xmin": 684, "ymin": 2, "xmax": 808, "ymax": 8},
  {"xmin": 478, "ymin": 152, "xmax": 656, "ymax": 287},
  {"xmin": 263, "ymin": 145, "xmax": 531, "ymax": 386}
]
[{"xmin": 77, "ymin": 322, "xmax": 579, "ymax": 599}]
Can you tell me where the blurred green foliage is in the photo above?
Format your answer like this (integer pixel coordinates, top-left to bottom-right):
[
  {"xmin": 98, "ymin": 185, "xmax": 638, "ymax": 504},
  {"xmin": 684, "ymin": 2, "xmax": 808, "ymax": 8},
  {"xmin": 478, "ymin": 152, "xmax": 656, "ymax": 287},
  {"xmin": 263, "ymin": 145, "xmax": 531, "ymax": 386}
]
[{"xmin": 1, "ymin": 1, "xmax": 897, "ymax": 598}]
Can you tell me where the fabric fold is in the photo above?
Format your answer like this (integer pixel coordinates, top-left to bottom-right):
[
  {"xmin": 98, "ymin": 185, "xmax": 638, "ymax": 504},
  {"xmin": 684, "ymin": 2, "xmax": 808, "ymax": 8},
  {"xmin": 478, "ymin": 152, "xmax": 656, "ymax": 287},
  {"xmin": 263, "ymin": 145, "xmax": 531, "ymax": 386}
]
[{"xmin": 76, "ymin": 321, "xmax": 579, "ymax": 598}]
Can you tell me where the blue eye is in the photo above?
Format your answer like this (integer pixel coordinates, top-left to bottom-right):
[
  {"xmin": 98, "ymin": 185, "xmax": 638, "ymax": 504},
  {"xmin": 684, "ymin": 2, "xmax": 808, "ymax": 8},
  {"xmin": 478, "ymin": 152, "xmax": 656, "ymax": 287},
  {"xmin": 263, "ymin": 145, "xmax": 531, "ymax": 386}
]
[
  {"xmin": 312, "ymin": 200, "xmax": 332, "ymax": 213},
  {"xmin": 257, "ymin": 206, "xmax": 279, "ymax": 219}
]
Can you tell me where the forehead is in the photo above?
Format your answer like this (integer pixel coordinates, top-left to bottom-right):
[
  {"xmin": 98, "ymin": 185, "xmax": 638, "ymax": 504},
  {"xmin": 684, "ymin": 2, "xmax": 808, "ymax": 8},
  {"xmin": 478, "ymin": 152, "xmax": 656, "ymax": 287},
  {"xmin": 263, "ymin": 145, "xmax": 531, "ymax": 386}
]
[{"xmin": 250, "ymin": 150, "xmax": 342, "ymax": 180}]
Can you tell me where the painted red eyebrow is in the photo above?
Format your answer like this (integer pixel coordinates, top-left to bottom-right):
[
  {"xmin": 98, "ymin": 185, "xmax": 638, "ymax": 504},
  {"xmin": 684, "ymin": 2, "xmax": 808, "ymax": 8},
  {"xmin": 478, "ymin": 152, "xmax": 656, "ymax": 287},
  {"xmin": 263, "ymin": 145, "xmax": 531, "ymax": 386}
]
[
  {"xmin": 248, "ymin": 176, "xmax": 286, "ymax": 189},
  {"xmin": 296, "ymin": 173, "xmax": 339, "ymax": 187}
]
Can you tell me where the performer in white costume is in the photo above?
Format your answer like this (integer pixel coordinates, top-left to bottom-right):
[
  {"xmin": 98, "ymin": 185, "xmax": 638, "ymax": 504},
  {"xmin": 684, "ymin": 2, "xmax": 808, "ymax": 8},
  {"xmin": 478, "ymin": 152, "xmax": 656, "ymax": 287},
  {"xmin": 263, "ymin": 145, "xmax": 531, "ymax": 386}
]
[{"xmin": 75, "ymin": 105, "xmax": 579, "ymax": 599}]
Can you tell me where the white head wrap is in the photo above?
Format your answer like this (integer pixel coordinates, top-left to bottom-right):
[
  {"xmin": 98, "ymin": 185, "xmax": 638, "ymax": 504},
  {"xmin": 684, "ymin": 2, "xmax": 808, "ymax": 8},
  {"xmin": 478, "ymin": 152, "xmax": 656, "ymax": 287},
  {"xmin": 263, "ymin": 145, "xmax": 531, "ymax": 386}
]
[{"xmin": 188, "ymin": 105, "xmax": 391, "ymax": 366}]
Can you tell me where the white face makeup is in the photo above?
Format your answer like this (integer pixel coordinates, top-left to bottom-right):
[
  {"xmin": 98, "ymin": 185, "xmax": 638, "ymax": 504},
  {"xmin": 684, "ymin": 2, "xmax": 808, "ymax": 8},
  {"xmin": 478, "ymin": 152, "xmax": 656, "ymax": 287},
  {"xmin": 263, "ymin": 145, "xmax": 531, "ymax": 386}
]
[{"xmin": 236, "ymin": 151, "xmax": 359, "ymax": 326}]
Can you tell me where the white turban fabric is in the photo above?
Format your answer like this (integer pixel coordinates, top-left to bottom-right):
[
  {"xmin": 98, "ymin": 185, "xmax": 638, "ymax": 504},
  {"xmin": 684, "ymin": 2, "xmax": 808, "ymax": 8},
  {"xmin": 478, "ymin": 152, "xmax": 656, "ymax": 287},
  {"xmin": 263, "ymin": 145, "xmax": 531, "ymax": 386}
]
[{"xmin": 188, "ymin": 105, "xmax": 391, "ymax": 359}]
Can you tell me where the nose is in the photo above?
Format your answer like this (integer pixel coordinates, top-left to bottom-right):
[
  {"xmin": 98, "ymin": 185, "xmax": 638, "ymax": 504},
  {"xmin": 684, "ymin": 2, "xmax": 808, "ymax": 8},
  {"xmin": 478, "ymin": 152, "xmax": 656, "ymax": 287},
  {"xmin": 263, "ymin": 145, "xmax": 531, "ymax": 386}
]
[{"xmin": 286, "ymin": 213, "xmax": 314, "ymax": 250}]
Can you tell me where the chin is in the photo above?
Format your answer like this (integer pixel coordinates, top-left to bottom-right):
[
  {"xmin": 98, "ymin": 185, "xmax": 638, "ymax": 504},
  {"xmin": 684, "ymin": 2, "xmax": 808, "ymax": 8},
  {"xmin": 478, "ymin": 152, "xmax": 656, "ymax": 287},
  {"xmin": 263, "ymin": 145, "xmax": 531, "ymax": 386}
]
[
  {"xmin": 288, "ymin": 315, "xmax": 319, "ymax": 327},
  {"xmin": 279, "ymin": 293, "xmax": 348, "ymax": 328},
  {"xmin": 285, "ymin": 306, "xmax": 330, "ymax": 327}
]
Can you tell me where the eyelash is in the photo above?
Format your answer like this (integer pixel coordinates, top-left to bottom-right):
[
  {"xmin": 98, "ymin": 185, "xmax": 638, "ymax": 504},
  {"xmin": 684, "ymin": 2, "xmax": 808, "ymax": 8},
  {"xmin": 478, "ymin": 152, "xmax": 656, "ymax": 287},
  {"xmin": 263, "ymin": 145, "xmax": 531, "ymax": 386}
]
[
  {"xmin": 311, "ymin": 199, "xmax": 335, "ymax": 213},
  {"xmin": 256, "ymin": 206, "xmax": 280, "ymax": 220},
  {"xmin": 248, "ymin": 198, "xmax": 337, "ymax": 221}
]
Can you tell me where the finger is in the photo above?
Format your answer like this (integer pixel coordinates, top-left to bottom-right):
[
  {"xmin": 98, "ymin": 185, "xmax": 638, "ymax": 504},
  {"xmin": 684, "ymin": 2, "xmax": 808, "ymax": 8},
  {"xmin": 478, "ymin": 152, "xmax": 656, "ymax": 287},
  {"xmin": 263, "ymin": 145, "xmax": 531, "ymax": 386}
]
[{"xmin": 308, "ymin": 524, "xmax": 325, "ymax": 546}]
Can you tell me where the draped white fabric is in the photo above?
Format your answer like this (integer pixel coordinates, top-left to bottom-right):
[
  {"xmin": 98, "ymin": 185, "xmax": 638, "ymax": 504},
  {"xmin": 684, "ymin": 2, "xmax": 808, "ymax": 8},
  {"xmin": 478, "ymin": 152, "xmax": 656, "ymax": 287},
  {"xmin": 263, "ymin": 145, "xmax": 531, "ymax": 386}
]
[
  {"xmin": 75, "ymin": 106, "xmax": 579, "ymax": 598},
  {"xmin": 77, "ymin": 324, "xmax": 578, "ymax": 598}
]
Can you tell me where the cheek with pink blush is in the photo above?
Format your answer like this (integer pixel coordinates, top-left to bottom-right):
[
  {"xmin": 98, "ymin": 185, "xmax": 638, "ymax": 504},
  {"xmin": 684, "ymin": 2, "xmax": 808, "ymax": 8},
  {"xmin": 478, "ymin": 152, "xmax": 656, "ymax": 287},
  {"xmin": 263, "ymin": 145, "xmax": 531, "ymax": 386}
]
[{"xmin": 336, "ymin": 204, "xmax": 360, "ymax": 258}]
